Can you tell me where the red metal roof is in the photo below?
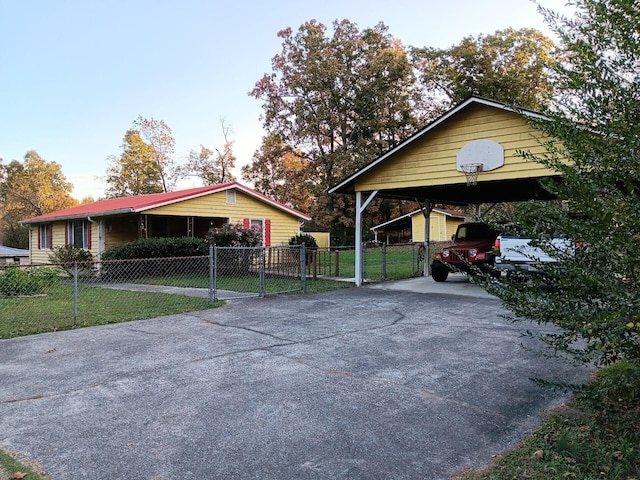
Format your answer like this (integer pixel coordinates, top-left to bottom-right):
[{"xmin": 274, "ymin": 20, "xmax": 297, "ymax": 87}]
[{"xmin": 21, "ymin": 182, "xmax": 311, "ymax": 223}]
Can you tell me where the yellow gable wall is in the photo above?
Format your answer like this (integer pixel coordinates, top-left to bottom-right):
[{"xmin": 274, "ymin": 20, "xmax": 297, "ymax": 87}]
[
  {"xmin": 411, "ymin": 212, "xmax": 464, "ymax": 242},
  {"xmin": 355, "ymin": 104, "xmax": 557, "ymax": 192},
  {"xmin": 144, "ymin": 190, "xmax": 302, "ymax": 245}
]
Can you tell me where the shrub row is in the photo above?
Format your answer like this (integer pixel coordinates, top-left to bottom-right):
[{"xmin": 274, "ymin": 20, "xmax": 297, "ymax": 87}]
[{"xmin": 102, "ymin": 237, "xmax": 209, "ymax": 260}]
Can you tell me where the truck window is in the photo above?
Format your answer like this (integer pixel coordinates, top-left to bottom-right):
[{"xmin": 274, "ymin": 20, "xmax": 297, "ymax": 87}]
[{"xmin": 456, "ymin": 224, "xmax": 498, "ymax": 241}]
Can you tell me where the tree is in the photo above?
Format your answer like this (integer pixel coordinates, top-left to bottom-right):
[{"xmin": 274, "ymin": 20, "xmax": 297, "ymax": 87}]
[
  {"xmin": 249, "ymin": 19, "xmax": 425, "ymax": 243},
  {"xmin": 241, "ymin": 133, "xmax": 314, "ymax": 214},
  {"xmin": 0, "ymin": 150, "xmax": 77, "ymax": 248},
  {"xmin": 133, "ymin": 115, "xmax": 176, "ymax": 192},
  {"xmin": 182, "ymin": 120, "xmax": 237, "ymax": 185},
  {"xmin": 480, "ymin": 0, "xmax": 640, "ymax": 367},
  {"xmin": 412, "ymin": 28, "xmax": 557, "ymax": 110},
  {"xmin": 105, "ymin": 129, "xmax": 164, "ymax": 198}
]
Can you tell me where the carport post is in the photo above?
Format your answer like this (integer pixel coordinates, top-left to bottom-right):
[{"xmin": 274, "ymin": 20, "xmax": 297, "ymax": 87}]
[
  {"xmin": 355, "ymin": 190, "xmax": 378, "ymax": 286},
  {"xmin": 420, "ymin": 200, "xmax": 432, "ymax": 277}
]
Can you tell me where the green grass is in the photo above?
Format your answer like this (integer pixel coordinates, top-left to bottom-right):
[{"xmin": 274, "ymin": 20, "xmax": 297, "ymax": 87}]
[
  {"xmin": 0, "ymin": 447, "xmax": 46, "ymax": 479},
  {"xmin": 0, "ymin": 284, "xmax": 219, "ymax": 339},
  {"xmin": 125, "ymin": 273, "xmax": 354, "ymax": 294},
  {"xmin": 316, "ymin": 245, "xmax": 436, "ymax": 279},
  {"xmin": 454, "ymin": 361, "xmax": 640, "ymax": 480}
]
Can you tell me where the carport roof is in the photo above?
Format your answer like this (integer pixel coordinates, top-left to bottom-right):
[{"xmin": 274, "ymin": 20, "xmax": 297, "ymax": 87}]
[{"xmin": 329, "ymin": 96, "xmax": 561, "ymax": 205}]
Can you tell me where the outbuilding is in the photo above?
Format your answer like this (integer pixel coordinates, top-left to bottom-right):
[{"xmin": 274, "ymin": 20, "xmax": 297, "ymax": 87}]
[{"xmin": 329, "ymin": 96, "xmax": 562, "ymax": 285}]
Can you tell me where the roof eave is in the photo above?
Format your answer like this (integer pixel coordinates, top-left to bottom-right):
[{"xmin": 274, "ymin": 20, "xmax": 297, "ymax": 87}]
[{"xmin": 20, "ymin": 208, "xmax": 136, "ymax": 224}]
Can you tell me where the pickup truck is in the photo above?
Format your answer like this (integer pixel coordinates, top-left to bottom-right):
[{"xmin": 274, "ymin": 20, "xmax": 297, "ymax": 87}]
[
  {"xmin": 493, "ymin": 234, "xmax": 573, "ymax": 274},
  {"xmin": 431, "ymin": 222, "xmax": 499, "ymax": 282}
]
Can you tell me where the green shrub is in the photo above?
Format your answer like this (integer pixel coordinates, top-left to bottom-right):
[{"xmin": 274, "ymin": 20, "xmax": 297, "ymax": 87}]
[
  {"xmin": 48, "ymin": 245, "xmax": 93, "ymax": 264},
  {"xmin": 206, "ymin": 223, "xmax": 262, "ymax": 247},
  {"xmin": 102, "ymin": 237, "xmax": 209, "ymax": 260},
  {"xmin": 48, "ymin": 245, "xmax": 94, "ymax": 276},
  {"xmin": 0, "ymin": 267, "xmax": 61, "ymax": 297},
  {"xmin": 288, "ymin": 233, "xmax": 319, "ymax": 249}
]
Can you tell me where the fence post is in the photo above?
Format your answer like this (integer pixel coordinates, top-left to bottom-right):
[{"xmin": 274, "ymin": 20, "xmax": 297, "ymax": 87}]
[
  {"xmin": 335, "ymin": 250, "xmax": 339, "ymax": 277},
  {"xmin": 312, "ymin": 250, "xmax": 317, "ymax": 280},
  {"xmin": 381, "ymin": 243, "xmax": 387, "ymax": 280},
  {"xmin": 209, "ymin": 244, "xmax": 215, "ymax": 303},
  {"xmin": 300, "ymin": 243, "xmax": 307, "ymax": 293},
  {"xmin": 259, "ymin": 247, "xmax": 266, "ymax": 297},
  {"xmin": 362, "ymin": 243, "xmax": 367, "ymax": 282},
  {"xmin": 73, "ymin": 262, "xmax": 79, "ymax": 326}
]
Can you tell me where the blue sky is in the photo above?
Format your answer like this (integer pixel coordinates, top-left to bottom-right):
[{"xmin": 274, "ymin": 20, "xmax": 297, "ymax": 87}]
[{"xmin": 0, "ymin": 0, "xmax": 569, "ymax": 199}]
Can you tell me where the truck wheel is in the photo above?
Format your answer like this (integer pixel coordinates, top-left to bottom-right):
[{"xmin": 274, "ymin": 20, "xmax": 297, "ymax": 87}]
[{"xmin": 431, "ymin": 267, "xmax": 449, "ymax": 282}]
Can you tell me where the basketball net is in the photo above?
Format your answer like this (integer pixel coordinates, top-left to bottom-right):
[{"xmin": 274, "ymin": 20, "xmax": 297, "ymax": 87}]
[{"xmin": 460, "ymin": 163, "xmax": 483, "ymax": 186}]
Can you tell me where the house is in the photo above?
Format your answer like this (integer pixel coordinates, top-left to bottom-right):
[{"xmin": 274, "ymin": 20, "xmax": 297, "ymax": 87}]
[
  {"xmin": 20, "ymin": 182, "xmax": 311, "ymax": 264},
  {"xmin": 371, "ymin": 208, "xmax": 466, "ymax": 244},
  {"xmin": 0, "ymin": 245, "xmax": 30, "ymax": 266}
]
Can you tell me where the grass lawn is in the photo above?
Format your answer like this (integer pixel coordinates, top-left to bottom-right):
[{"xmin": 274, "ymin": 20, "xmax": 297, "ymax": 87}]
[
  {"xmin": 125, "ymin": 273, "xmax": 353, "ymax": 294},
  {"xmin": 454, "ymin": 361, "xmax": 640, "ymax": 479},
  {"xmin": 0, "ymin": 447, "xmax": 46, "ymax": 480},
  {"xmin": 0, "ymin": 284, "xmax": 218, "ymax": 339}
]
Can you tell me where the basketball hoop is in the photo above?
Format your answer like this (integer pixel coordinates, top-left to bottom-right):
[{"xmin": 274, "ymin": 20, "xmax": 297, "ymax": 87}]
[{"xmin": 460, "ymin": 163, "xmax": 483, "ymax": 186}]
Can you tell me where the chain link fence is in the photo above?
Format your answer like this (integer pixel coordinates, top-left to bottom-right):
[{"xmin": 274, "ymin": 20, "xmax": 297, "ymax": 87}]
[
  {"xmin": 0, "ymin": 245, "xmax": 307, "ymax": 338},
  {"xmin": 312, "ymin": 243, "xmax": 427, "ymax": 281}
]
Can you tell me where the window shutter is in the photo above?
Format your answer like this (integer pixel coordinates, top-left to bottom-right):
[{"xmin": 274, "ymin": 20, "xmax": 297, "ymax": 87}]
[
  {"xmin": 65, "ymin": 222, "xmax": 69, "ymax": 246},
  {"xmin": 37, "ymin": 226, "xmax": 41, "ymax": 249},
  {"xmin": 243, "ymin": 218, "xmax": 250, "ymax": 229},
  {"xmin": 48, "ymin": 225, "xmax": 52, "ymax": 249},
  {"xmin": 265, "ymin": 219, "xmax": 271, "ymax": 247},
  {"xmin": 87, "ymin": 221, "xmax": 92, "ymax": 249}
]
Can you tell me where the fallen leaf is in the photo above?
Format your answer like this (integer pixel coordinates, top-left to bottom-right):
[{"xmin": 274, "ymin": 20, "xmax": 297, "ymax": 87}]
[
  {"xmin": 533, "ymin": 450, "xmax": 544, "ymax": 460},
  {"xmin": 9, "ymin": 472, "xmax": 28, "ymax": 480}
]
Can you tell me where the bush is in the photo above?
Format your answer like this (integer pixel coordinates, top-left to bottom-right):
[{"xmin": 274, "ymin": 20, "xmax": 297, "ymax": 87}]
[
  {"xmin": 48, "ymin": 245, "xmax": 93, "ymax": 264},
  {"xmin": 102, "ymin": 237, "xmax": 209, "ymax": 260},
  {"xmin": 288, "ymin": 233, "xmax": 318, "ymax": 249},
  {"xmin": 0, "ymin": 267, "xmax": 61, "ymax": 297},
  {"xmin": 101, "ymin": 237, "xmax": 210, "ymax": 281},
  {"xmin": 48, "ymin": 245, "xmax": 94, "ymax": 277},
  {"xmin": 206, "ymin": 223, "xmax": 263, "ymax": 247}
]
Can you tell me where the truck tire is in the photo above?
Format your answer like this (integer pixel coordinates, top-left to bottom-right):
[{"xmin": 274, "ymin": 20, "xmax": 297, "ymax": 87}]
[{"xmin": 431, "ymin": 266, "xmax": 449, "ymax": 282}]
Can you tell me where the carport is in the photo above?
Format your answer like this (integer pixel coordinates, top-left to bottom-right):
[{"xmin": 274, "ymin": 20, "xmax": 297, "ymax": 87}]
[{"xmin": 329, "ymin": 96, "xmax": 563, "ymax": 286}]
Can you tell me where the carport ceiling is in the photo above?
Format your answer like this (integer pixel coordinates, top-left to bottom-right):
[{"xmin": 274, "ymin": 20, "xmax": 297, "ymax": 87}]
[{"xmin": 368, "ymin": 176, "xmax": 561, "ymax": 205}]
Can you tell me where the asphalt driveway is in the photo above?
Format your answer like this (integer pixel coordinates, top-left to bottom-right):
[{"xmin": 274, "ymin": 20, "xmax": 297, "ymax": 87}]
[{"xmin": 0, "ymin": 282, "xmax": 590, "ymax": 479}]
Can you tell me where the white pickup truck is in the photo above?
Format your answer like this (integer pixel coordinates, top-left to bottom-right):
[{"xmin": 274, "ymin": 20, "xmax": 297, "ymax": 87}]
[{"xmin": 493, "ymin": 234, "xmax": 573, "ymax": 274}]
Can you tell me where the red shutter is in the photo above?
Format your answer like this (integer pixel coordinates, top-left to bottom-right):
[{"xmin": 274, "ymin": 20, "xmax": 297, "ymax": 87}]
[
  {"xmin": 243, "ymin": 218, "xmax": 250, "ymax": 229},
  {"xmin": 37, "ymin": 226, "xmax": 41, "ymax": 249},
  {"xmin": 48, "ymin": 225, "xmax": 52, "ymax": 249},
  {"xmin": 265, "ymin": 219, "xmax": 271, "ymax": 247},
  {"xmin": 87, "ymin": 221, "xmax": 92, "ymax": 249}
]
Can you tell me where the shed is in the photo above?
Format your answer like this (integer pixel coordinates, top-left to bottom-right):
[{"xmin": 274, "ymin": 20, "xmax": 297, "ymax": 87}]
[
  {"xmin": 371, "ymin": 208, "xmax": 466, "ymax": 243},
  {"xmin": 0, "ymin": 245, "xmax": 30, "ymax": 266}
]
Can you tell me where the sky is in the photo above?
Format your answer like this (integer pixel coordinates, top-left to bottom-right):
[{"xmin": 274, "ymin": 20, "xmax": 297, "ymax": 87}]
[{"xmin": 0, "ymin": 0, "xmax": 571, "ymax": 200}]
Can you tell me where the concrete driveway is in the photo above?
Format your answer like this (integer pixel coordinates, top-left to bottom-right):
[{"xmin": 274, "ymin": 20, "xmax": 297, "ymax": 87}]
[{"xmin": 0, "ymin": 280, "xmax": 589, "ymax": 480}]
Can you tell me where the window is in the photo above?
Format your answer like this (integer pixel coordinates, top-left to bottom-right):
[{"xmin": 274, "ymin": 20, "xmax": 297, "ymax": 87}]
[
  {"xmin": 39, "ymin": 224, "xmax": 52, "ymax": 249},
  {"xmin": 247, "ymin": 218, "xmax": 271, "ymax": 246},
  {"xmin": 250, "ymin": 219, "xmax": 264, "ymax": 246},
  {"xmin": 226, "ymin": 190, "xmax": 236, "ymax": 205},
  {"xmin": 68, "ymin": 220, "xmax": 91, "ymax": 249}
]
